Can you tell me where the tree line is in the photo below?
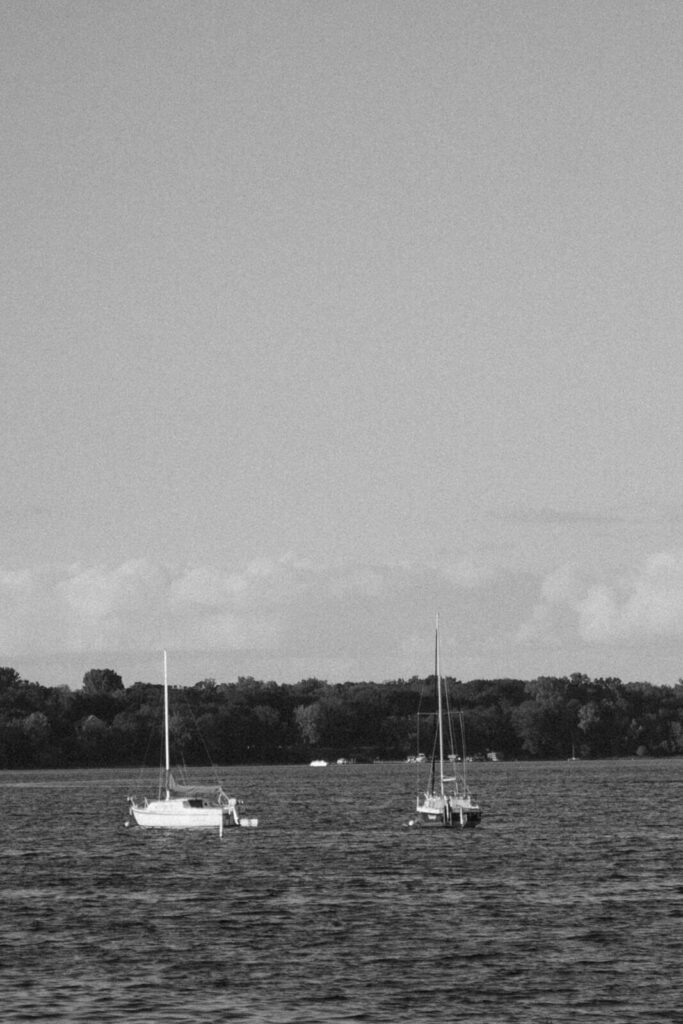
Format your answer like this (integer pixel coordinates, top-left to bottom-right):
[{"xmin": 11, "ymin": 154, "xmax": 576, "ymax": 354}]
[{"xmin": 1, "ymin": 665, "xmax": 682, "ymax": 769}]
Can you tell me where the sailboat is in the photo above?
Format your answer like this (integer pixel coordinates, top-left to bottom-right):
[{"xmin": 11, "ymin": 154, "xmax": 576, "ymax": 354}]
[
  {"xmin": 127, "ymin": 652, "xmax": 258, "ymax": 836},
  {"xmin": 411, "ymin": 617, "xmax": 482, "ymax": 829}
]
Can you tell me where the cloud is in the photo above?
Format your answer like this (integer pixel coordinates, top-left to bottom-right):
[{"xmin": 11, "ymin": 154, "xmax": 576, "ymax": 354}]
[
  {"xmin": 516, "ymin": 563, "xmax": 584, "ymax": 644},
  {"xmin": 0, "ymin": 554, "xmax": 503, "ymax": 662},
  {"xmin": 577, "ymin": 552, "xmax": 683, "ymax": 642},
  {"xmin": 52, "ymin": 558, "xmax": 300, "ymax": 653},
  {"xmin": 519, "ymin": 550, "xmax": 683, "ymax": 645}
]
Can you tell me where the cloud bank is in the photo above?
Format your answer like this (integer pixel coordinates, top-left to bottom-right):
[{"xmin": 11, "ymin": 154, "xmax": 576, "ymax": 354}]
[
  {"xmin": 520, "ymin": 550, "xmax": 683, "ymax": 645},
  {"xmin": 4, "ymin": 549, "xmax": 683, "ymax": 687},
  {"xmin": 0, "ymin": 553, "xmax": 498, "ymax": 662}
]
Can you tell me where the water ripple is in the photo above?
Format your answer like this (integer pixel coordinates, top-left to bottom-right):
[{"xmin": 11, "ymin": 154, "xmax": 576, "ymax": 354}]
[{"xmin": 1, "ymin": 760, "xmax": 682, "ymax": 1022}]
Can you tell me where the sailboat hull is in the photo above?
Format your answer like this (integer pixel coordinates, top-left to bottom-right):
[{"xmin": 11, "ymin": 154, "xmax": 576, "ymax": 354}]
[
  {"xmin": 130, "ymin": 798, "xmax": 235, "ymax": 831},
  {"xmin": 415, "ymin": 795, "xmax": 482, "ymax": 829}
]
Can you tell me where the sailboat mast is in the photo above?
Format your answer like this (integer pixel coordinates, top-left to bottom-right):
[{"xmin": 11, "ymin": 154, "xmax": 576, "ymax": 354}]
[
  {"xmin": 435, "ymin": 614, "xmax": 445, "ymax": 798},
  {"xmin": 163, "ymin": 650, "xmax": 170, "ymax": 798}
]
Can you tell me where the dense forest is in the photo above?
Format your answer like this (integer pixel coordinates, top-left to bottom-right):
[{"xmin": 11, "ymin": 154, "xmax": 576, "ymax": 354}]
[{"xmin": 1, "ymin": 665, "xmax": 683, "ymax": 769}]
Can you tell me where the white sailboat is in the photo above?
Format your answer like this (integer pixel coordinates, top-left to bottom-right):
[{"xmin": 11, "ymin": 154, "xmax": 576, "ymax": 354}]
[
  {"xmin": 127, "ymin": 652, "xmax": 258, "ymax": 836},
  {"xmin": 411, "ymin": 616, "xmax": 482, "ymax": 829}
]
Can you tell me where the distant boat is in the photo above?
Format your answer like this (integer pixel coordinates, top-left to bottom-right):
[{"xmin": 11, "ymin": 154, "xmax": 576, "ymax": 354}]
[
  {"xmin": 127, "ymin": 652, "xmax": 258, "ymax": 836},
  {"xmin": 410, "ymin": 616, "xmax": 482, "ymax": 829}
]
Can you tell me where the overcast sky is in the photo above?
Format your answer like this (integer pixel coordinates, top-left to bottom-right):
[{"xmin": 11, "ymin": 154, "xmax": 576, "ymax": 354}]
[{"xmin": 3, "ymin": 0, "xmax": 683, "ymax": 690}]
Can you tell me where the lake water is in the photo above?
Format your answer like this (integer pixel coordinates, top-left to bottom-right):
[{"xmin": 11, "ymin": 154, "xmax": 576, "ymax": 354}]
[{"xmin": 1, "ymin": 759, "xmax": 681, "ymax": 1023}]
